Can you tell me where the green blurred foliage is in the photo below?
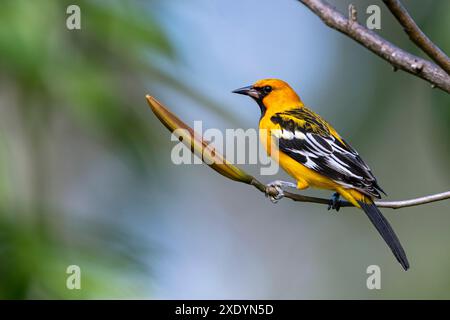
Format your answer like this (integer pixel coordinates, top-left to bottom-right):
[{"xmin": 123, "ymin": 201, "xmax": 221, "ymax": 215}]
[{"xmin": 0, "ymin": 0, "xmax": 185, "ymax": 299}]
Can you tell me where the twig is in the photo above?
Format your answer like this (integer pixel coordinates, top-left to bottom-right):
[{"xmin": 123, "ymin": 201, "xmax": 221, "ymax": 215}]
[
  {"xmin": 297, "ymin": 0, "xmax": 450, "ymax": 93},
  {"xmin": 383, "ymin": 0, "xmax": 450, "ymax": 76},
  {"xmin": 257, "ymin": 176, "xmax": 450, "ymax": 209},
  {"xmin": 373, "ymin": 191, "xmax": 450, "ymax": 209},
  {"xmin": 146, "ymin": 95, "xmax": 450, "ymax": 210}
]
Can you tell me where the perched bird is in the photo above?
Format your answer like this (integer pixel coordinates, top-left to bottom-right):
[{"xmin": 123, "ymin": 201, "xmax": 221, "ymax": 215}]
[{"xmin": 233, "ymin": 79, "xmax": 409, "ymax": 270}]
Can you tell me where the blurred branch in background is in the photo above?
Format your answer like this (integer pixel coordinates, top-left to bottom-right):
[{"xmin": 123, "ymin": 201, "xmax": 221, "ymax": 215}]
[
  {"xmin": 146, "ymin": 95, "xmax": 450, "ymax": 210},
  {"xmin": 298, "ymin": 0, "xmax": 450, "ymax": 93},
  {"xmin": 383, "ymin": 0, "xmax": 450, "ymax": 75}
]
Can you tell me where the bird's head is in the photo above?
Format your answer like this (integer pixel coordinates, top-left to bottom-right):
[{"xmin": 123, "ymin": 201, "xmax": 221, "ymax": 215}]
[{"xmin": 232, "ymin": 78, "xmax": 302, "ymax": 116}]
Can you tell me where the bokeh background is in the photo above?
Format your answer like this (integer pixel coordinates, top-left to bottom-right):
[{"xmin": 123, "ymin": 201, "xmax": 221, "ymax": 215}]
[{"xmin": 0, "ymin": 0, "xmax": 448, "ymax": 299}]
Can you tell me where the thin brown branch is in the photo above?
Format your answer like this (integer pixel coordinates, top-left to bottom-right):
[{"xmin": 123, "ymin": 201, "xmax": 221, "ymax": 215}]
[
  {"xmin": 251, "ymin": 176, "xmax": 450, "ymax": 209},
  {"xmin": 298, "ymin": 0, "xmax": 450, "ymax": 93},
  {"xmin": 374, "ymin": 191, "xmax": 450, "ymax": 209},
  {"xmin": 383, "ymin": 0, "xmax": 450, "ymax": 76}
]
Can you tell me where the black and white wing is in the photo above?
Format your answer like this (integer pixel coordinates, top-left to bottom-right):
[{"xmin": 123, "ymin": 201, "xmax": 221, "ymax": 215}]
[{"xmin": 271, "ymin": 109, "xmax": 385, "ymax": 198}]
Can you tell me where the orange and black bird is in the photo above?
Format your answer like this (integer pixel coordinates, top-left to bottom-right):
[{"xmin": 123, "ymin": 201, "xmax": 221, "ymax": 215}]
[{"xmin": 233, "ymin": 79, "xmax": 409, "ymax": 270}]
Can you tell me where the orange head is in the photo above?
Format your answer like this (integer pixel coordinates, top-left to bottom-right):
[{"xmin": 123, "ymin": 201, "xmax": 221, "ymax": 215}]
[{"xmin": 232, "ymin": 79, "xmax": 302, "ymax": 115}]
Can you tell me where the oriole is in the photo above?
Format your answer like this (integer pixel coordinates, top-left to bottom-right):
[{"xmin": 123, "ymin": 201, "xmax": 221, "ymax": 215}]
[{"xmin": 233, "ymin": 79, "xmax": 409, "ymax": 270}]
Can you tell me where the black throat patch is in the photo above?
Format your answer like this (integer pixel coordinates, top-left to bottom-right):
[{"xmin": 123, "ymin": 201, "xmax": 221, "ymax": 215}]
[{"xmin": 254, "ymin": 97, "xmax": 267, "ymax": 118}]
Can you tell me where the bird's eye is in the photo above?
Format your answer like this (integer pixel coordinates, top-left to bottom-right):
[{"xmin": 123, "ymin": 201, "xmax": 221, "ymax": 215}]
[{"xmin": 263, "ymin": 86, "xmax": 272, "ymax": 94}]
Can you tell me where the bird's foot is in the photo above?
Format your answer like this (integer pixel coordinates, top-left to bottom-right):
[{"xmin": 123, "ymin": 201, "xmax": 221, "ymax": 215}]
[
  {"xmin": 265, "ymin": 180, "xmax": 296, "ymax": 203},
  {"xmin": 328, "ymin": 192, "xmax": 342, "ymax": 212}
]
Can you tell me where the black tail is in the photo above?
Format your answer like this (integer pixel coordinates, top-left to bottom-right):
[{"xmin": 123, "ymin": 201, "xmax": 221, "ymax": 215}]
[{"xmin": 359, "ymin": 201, "xmax": 410, "ymax": 271}]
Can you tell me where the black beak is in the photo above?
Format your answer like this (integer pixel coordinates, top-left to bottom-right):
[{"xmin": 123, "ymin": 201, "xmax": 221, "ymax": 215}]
[{"xmin": 232, "ymin": 85, "xmax": 261, "ymax": 99}]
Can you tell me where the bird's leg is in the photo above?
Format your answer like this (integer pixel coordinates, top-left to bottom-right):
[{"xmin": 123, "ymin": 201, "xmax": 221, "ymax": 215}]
[
  {"xmin": 265, "ymin": 180, "xmax": 297, "ymax": 203},
  {"xmin": 328, "ymin": 192, "xmax": 342, "ymax": 212}
]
